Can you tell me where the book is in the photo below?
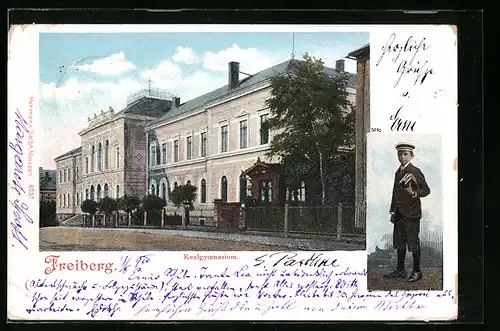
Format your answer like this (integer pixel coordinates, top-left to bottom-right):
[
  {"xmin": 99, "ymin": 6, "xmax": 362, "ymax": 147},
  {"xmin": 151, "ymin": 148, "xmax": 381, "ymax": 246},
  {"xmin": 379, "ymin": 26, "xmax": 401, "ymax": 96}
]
[{"xmin": 399, "ymin": 173, "xmax": 420, "ymax": 190}]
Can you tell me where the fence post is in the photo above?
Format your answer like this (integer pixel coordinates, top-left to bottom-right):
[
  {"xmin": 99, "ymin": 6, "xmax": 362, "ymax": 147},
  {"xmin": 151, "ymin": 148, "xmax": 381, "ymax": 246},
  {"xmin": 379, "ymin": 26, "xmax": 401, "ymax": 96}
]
[
  {"xmin": 143, "ymin": 210, "xmax": 147, "ymax": 227},
  {"xmin": 128, "ymin": 212, "xmax": 131, "ymax": 227},
  {"xmin": 336, "ymin": 203, "xmax": 343, "ymax": 240},
  {"xmin": 92, "ymin": 214, "xmax": 95, "ymax": 228},
  {"xmin": 284, "ymin": 203, "xmax": 289, "ymax": 237},
  {"xmin": 161, "ymin": 208, "xmax": 165, "ymax": 228}
]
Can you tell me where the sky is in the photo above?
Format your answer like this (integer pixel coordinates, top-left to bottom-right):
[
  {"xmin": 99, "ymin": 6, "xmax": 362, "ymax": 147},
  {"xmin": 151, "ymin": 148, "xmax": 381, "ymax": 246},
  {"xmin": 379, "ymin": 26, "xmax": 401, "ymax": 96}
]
[
  {"xmin": 366, "ymin": 134, "xmax": 443, "ymax": 254},
  {"xmin": 38, "ymin": 31, "xmax": 369, "ymax": 169}
]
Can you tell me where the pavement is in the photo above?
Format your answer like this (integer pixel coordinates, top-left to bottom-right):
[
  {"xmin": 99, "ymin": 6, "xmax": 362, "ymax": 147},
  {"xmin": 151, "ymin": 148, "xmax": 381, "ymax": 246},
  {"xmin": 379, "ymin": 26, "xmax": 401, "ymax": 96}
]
[{"xmin": 50, "ymin": 226, "xmax": 365, "ymax": 251}]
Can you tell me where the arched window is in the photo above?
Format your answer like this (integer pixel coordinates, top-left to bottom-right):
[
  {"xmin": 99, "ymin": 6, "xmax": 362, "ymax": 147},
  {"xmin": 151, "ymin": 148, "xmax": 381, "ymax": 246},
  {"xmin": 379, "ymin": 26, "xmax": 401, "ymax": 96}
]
[
  {"xmin": 98, "ymin": 143, "xmax": 103, "ymax": 171},
  {"xmin": 90, "ymin": 185, "xmax": 95, "ymax": 201},
  {"xmin": 221, "ymin": 176, "xmax": 228, "ymax": 202},
  {"xmin": 59, "ymin": 194, "xmax": 62, "ymax": 207},
  {"xmin": 68, "ymin": 193, "xmax": 71, "ymax": 207},
  {"xmin": 174, "ymin": 182, "xmax": 178, "ymax": 190},
  {"xmin": 63, "ymin": 194, "xmax": 66, "ymax": 207},
  {"xmin": 151, "ymin": 184, "xmax": 156, "ymax": 196},
  {"xmin": 76, "ymin": 193, "xmax": 79, "ymax": 206},
  {"xmin": 96, "ymin": 184, "xmax": 102, "ymax": 202},
  {"xmin": 186, "ymin": 180, "xmax": 191, "ymax": 186},
  {"xmin": 85, "ymin": 188, "xmax": 89, "ymax": 200},
  {"xmin": 105, "ymin": 140, "xmax": 109, "ymax": 169},
  {"xmin": 103, "ymin": 183, "xmax": 109, "ymax": 198},
  {"xmin": 239, "ymin": 175, "xmax": 248, "ymax": 202},
  {"xmin": 162, "ymin": 183, "xmax": 166, "ymax": 201},
  {"xmin": 116, "ymin": 185, "xmax": 120, "ymax": 199},
  {"xmin": 201, "ymin": 179, "xmax": 207, "ymax": 203},
  {"xmin": 91, "ymin": 145, "xmax": 95, "ymax": 172}
]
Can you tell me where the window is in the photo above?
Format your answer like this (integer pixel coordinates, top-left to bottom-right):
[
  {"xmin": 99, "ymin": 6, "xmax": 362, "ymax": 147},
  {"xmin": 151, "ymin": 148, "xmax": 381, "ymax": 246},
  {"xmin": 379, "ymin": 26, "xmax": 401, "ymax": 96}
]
[
  {"xmin": 76, "ymin": 167, "xmax": 79, "ymax": 180},
  {"xmin": 173, "ymin": 182, "xmax": 178, "ymax": 192},
  {"xmin": 260, "ymin": 114, "xmax": 270, "ymax": 145},
  {"xmin": 85, "ymin": 157, "xmax": 89, "ymax": 174},
  {"xmin": 59, "ymin": 171, "xmax": 62, "ymax": 183},
  {"xmin": 174, "ymin": 140, "xmax": 179, "ymax": 162},
  {"xmin": 98, "ymin": 143, "xmax": 102, "ymax": 171},
  {"xmin": 221, "ymin": 176, "xmax": 228, "ymax": 202},
  {"xmin": 105, "ymin": 140, "xmax": 109, "ymax": 169},
  {"xmin": 63, "ymin": 194, "xmax": 66, "ymax": 207},
  {"xmin": 201, "ymin": 179, "xmax": 207, "ymax": 203},
  {"xmin": 161, "ymin": 143, "xmax": 167, "ymax": 164},
  {"xmin": 116, "ymin": 147, "xmax": 120, "ymax": 168},
  {"xmin": 221, "ymin": 125, "xmax": 228, "ymax": 153},
  {"xmin": 68, "ymin": 168, "xmax": 71, "ymax": 182},
  {"xmin": 161, "ymin": 183, "xmax": 166, "ymax": 201},
  {"xmin": 76, "ymin": 193, "xmax": 79, "ymax": 206},
  {"xmin": 260, "ymin": 180, "xmax": 273, "ymax": 202},
  {"xmin": 96, "ymin": 184, "xmax": 102, "ymax": 202},
  {"xmin": 186, "ymin": 136, "xmax": 192, "ymax": 160},
  {"xmin": 85, "ymin": 189, "xmax": 89, "ymax": 200},
  {"xmin": 150, "ymin": 141, "xmax": 157, "ymax": 167},
  {"xmin": 63, "ymin": 169, "xmax": 67, "ymax": 182},
  {"xmin": 104, "ymin": 183, "xmax": 109, "ymax": 198},
  {"xmin": 91, "ymin": 145, "xmax": 95, "ymax": 172},
  {"xmin": 151, "ymin": 184, "xmax": 156, "ymax": 196},
  {"xmin": 240, "ymin": 176, "xmax": 248, "ymax": 202},
  {"xmin": 116, "ymin": 185, "xmax": 120, "ymax": 199},
  {"xmin": 90, "ymin": 186, "xmax": 95, "ymax": 201},
  {"xmin": 200, "ymin": 132, "xmax": 207, "ymax": 157},
  {"xmin": 68, "ymin": 193, "xmax": 71, "ymax": 207},
  {"xmin": 239, "ymin": 120, "xmax": 248, "ymax": 149}
]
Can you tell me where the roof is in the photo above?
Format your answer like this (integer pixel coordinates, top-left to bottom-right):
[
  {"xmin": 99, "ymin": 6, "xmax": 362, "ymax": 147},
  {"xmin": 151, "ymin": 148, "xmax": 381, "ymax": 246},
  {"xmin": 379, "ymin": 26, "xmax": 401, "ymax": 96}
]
[
  {"xmin": 54, "ymin": 146, "xmax": 82, "ymax": 161},
  {"xmin": 347, "ymin": 43, "xmax": 370, "ymax": 58},
  {"xmin": 148, "ymin": 58, "xmax": 356, "ymax": 127},
  {"xmin": 39, "ymin": 169, "xmax": 57, "ymax": 189},
  {"xmin": 241, "ymin": 158, "xmax": 283, "ymax": 177},
  {"xmin": 115, "ymin": 97, "xmax": 172, "ymax": 117}
]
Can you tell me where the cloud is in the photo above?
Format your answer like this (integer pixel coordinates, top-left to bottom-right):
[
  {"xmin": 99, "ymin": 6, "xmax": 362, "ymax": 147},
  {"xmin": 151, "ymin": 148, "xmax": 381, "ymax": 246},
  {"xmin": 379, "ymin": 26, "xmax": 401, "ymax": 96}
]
[
  {"xmin": 172, "ymin": 46, "xmax": 200, "ymax": 64},
  {"xmin": 40, "ymin": 77, "xmax": 143, "ymax": 102},
  {"xmin": 203, "ymin": 44, "xmax": 280, "ymax": 74},
  {"xmin": 141, "ymin": 60, "xmax": 227, "ymax": 101},
  {"xmin": 68, "ymin": 51, "xmax": 136, "ymax": 76}
]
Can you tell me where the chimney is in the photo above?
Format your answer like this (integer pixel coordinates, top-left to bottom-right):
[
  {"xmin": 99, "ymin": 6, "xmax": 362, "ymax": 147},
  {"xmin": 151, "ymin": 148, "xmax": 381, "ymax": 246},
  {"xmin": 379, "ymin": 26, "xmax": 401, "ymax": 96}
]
[
  {"xmin": 172, "ymin": 97, "xmax": 181, "ymax": 108},
  {"xmin": 335, "ymin": 59, "xmax": 345, "ymax": 72},
  {"xmin": 228, "ymin": 61, "xmax": 240, "ymax": 91}
]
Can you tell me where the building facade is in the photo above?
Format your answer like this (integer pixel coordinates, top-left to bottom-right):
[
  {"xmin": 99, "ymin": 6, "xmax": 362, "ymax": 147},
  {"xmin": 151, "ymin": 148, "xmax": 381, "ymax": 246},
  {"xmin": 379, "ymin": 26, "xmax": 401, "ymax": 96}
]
[
  {"xmin": 55, "ymin": 57, "xmax": 357, "ymax": 223},
  {"xmin": 347, "ymin": 44, "xmax": 370, "ymax": 228},
  {"xmin": 146, "ymin": 58, "xmax": 356, "ymax": 208},
  {"xmin": 55, "ymin": 97, "xmax": 174, "ymax": 221}
]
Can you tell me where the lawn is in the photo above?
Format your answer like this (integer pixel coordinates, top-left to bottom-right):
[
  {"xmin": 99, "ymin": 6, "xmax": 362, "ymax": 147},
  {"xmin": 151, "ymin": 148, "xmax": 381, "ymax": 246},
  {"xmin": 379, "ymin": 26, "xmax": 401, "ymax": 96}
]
[{"xmin": 39, "ymin": 227, "xmax": 288, "ymax": 251}]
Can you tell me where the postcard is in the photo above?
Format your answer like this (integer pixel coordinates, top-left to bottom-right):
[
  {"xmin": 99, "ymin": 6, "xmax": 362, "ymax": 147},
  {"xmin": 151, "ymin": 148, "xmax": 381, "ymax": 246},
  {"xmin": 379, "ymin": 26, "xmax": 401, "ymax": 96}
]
[{"xmin": 7, "ymin": 24, "xmax": 457, "ymax": 321}]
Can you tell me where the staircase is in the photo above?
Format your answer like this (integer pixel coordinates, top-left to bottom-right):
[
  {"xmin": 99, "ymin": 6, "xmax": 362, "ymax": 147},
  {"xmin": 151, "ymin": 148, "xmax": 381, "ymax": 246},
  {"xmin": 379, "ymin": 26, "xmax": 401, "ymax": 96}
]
[{"xmin": 60, "ymin": 214, "xmax": 85, "ymax": 227}]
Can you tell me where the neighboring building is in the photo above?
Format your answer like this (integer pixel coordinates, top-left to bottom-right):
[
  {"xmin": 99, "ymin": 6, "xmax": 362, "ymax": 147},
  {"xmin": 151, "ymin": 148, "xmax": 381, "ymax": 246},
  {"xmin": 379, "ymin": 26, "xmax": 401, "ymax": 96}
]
[
  {"xmin": 54, "ymin": 146, "xmax": 82, "ymax": 222},
  {"xmin": 146, "ymin": 58, "xmax": 356, "ymax": 208},
  {"xmin": 55, "ymin": 97, "xmax": 174, "ymax": 222},
  {"xmin": 39, "ymin": 167, "xmax": 56, "ymax": 202},
  {"xmin": 347, "ymin": 43, "xmax": 370, "ymax": 228}
]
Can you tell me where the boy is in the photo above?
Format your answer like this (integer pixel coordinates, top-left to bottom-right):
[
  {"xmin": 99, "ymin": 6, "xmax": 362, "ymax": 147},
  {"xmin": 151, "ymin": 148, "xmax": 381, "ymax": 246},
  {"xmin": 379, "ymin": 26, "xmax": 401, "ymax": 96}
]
[{"xmin": 384, "ymin": 142, "xmax": 431, "ymax": 282}]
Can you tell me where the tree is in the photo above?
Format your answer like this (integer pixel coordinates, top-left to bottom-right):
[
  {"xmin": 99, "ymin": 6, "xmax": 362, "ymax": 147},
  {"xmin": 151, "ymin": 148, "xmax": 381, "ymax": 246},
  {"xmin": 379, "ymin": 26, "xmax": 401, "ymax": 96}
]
[
  {"xmin": 81, "ymin": 199, "xmax": 99, "ymax": 215},
  {"xmin": 81, "ymin": 199, "xmax": 99, "ymax": 226},
  {"xmin": 98, "ymin": 197, "xmax": 118, "ymax": 226},
  {"xmin": 265, "ymin": 53, "xmax": 355, "ymax": 205},
  {"xmin": 117, "ymin": 194, "xmax": 141, "ymax": 214},
  {"xmin": 169, "ymin": 184, "xmax": 198, "ymax": 208},
  {"xmin": 40, "ymin": 200, "xmax": 57, "ymax": 227},
  {"xmin": 141, "ymin": 195, "xmax": 167, "ymax": 226}
]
